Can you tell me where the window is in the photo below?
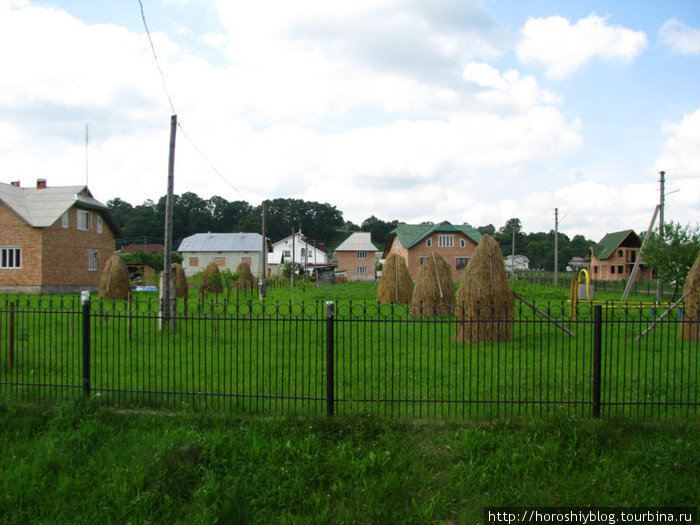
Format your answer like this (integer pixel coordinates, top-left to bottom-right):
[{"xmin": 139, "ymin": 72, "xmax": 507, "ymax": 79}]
[
  {"xmin": 438, "ymin": 234, "xmax": 454, "ymax": 248},
  {"xmin": 456, "ymin": 257, "xmax": 470, "ymax": 270},
  {"xmin": 357, "ymin": 251, "xmax": 367, "ymax": 259},
  {"xmin": 460, "ymin": 238, "xmax": 466, "ymax": 248},
  {"xmin": 618, "ymin": 265, "xmax": 624, "ymax": 274},
  {"xmin": 611, "ymin": 266, "xmax": 616, "ymax": 274},
  {"xmin": 618, "ymin": 250, "xmax": 623, "ymax": 257},
  {"xmin": 77, "ymin": 210, "xmax": 91, "ymax": 231},
  {"xmin": 87, "ymin": 250, "xmax": 99, "ymax": 271},
  {"xmin": 96, "ymin": 216, "xmax": 103, "ymax": 234},
  {"xmin": 189, "ymin": 257, "xmax": 199, "ymax": 267},
  {"xmin": 357, "ymin": 266, "xmax": 367, "ymax": 275},
  {"xmin": 1, "ymin": 247, "xmax": 21, "ymax": 269},
  {"xmin": 214, "ymin": 257, "xmax": 226, "ymax": 267},
  {"xmin": 419, "ymin": 256, "xmax": 426, "ymax": 265},
  {"xmin": 426, "ymin": 238, "xmax": 432, "ymax": 247},
  {"xmin": 62, "ymin": 212, "xmax": 69, "ymax": 228}
]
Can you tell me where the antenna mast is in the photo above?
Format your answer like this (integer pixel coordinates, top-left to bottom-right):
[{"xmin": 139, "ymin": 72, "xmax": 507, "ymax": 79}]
[{"xmin": 85, "ymin": 123, "xmax": 89, "ymax": 186}]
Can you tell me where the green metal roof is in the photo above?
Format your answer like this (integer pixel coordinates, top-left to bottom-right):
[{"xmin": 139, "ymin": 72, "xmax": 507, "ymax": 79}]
[
  {"xmin": 389, "ymin": 222, "xmax": 482, "ymax": 249},
  {"xmin": 593, "ymin": 229, "xmax": 640, "ymax": 260}
]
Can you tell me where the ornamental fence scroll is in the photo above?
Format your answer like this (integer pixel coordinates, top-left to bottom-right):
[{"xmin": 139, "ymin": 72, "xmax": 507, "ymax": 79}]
[{"xmin": 1, "ymin": 295, "xmax": 698, "ymax": 420}]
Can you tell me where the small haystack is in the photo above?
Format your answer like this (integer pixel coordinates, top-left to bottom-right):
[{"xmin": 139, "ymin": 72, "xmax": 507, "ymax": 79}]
[
  {"xmin": 172, "ymin": 263, "xmax": 188, "ymax": 299},
  {"xmin": 377, "ymin": 253, "xmax": 413, "ymax": 304},
  {"xmin": 234, "ymin": 261, "xmax": 256, "ymax": 289},
  {"xmin": 411, "ymin": 252, "xmax": 455, "ymax": 316},
  {"xmin": 98, "ymin": 254, "xmax": 131, "ymax": 300},
  {"xmin": 201, "ymin": 262, "xmax": 223, "ymax": 294},
  {"xmin": 455, "ymin": 235, "xmax": 514, "ymax": 342},
  {"xmin": 682, "ymin": 249, "xmax": 700, "ymax": 341}
]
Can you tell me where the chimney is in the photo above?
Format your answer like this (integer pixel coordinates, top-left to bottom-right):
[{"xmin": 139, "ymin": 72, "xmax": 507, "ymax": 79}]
[
  {"xmin": 318, "ymin": 242, "xmax": 325, "ymax": 253},
  {"xmin": 10, "ymin": 181, "xmax": 20, "ymax": 187},
  {"xmin": 36, "ymin": 178, "xmax": 47, "ymax": 189}
]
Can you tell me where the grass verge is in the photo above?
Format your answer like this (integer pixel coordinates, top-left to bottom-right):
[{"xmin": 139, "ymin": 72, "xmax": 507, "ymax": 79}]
[{"xmin": 1, "ymin": 398, "xmax": 698, "ymax": 524}]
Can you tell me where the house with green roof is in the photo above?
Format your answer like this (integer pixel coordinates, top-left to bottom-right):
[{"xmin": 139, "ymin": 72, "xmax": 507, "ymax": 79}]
[
  {"xmin": 590, "ymin": 229, "xmax": 652, "ymax": 281},
  {"xmin": 383, "ymin": 221, "xmax": 482, "ymax": 280}
]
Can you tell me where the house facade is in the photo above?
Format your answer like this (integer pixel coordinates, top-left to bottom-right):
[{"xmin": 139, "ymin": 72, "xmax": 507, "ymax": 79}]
[
  {"xmin": 504, "ymin": 254, "xmax": 530, "ymax": 272},
  {"xmin": 334, "ymin": 232, "xmax": 378, "ymax": 282},
  {"xmin": 590, "ymin": 229, "xmax": 652, "ymax": 281},
  {"xmin": 383, "ymin": 222, "xmax": 482, "ymax": 281},
  {"xmin": 0, "ymin": 179, "xmax": 120, "ymax": 294},
  {"xmin": 177, "ymin": 232, "xmax": 270, "ymax": 277},
  {"xmin": 268, "ymin": 231, "xmax": 328, "ymax": 275}
]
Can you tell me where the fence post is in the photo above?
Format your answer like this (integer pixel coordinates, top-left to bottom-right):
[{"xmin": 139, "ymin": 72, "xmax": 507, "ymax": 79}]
[
  {"xmin": 8, "ymin": 301, "xmax": 15, "ymax": 368},
  {"xmin": 326, "ymin": 301, "xmax": 335, "ymax": 417},
  {"xmin": 592, "ymin": 304, "xmax": 602, "ymax": 418},
  {"xmin": 81, "ymin": 291, "xmax": 91, "ymax": 397}
]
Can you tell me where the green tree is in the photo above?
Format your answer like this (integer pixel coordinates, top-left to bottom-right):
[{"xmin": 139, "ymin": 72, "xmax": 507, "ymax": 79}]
[
  {"xmin": 360, "ymin": 216, "xmax": 398, "ymax": 250},
  {"xmin": 643, "ymin": 221, "xmax": 700, "ymax": 299}
]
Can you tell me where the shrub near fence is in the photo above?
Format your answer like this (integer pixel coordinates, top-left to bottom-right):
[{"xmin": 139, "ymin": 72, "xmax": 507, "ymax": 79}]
[{"xmin": 1, "ymin": 295, "xmax": 698, "ymax": 420}]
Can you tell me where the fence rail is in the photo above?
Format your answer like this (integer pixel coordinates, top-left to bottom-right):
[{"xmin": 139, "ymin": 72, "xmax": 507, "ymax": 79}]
[{"xmin": 1, "ymin": 295, "xmax": 698, "ymax": 420}]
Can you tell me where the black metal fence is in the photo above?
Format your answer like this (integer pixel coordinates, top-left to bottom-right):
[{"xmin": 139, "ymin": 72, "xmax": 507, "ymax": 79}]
[{"xmin": 1, "ymin": 295, "xmax": 698, "ymax": 420}]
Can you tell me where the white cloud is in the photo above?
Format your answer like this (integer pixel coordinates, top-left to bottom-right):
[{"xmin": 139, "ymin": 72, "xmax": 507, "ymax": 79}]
[
  {"xmin": 516, "ymin": 13, "xmax": 647, "ymax": 79},
  {"xmin": 659, "ymin": 18, "xmax": 700, "ymax": 55}
]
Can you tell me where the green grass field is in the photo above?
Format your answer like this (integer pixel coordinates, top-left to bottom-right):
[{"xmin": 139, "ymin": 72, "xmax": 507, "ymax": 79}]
[
  {"xmin": 1, "ymin": 280, "xmax": 698, "ymax": 420},
  {"xmin": 0, "ymin": 399, "xmax": 698, "ymax": 524}
]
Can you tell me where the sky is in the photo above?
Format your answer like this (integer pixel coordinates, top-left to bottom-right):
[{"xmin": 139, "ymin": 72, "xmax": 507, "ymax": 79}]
[{"xmin": 1, "ymin": 0, "xmax": 699, "ymax": 241}]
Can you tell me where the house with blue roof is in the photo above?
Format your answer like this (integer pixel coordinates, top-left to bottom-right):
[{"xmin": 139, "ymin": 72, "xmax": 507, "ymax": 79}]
[{"xmin": 382, "ymin": 221, "xmax": 482, "ymax": 280}]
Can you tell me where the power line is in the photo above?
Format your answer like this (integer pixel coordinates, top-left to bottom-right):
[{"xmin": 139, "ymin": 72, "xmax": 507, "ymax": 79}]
[
  {"xmin": 137, "ymin": 0, "xmax": 250, "ymax": 203},
  {"xmin": 137, "ymin": 0, "xmax": 176, "ymax": 115}
]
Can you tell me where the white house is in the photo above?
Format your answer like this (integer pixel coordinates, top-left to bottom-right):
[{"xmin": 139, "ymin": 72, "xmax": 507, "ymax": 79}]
[
  {"xmin": 177, "ymin": 232, "xmax": 270, "ymax": 277},
  {"xmin": 268, "ymin": 231, "xmax": 328, "ymax": 275},
  {"xmin": 504, "ymin": 254, "xmax": 530, "ymax": 271}
]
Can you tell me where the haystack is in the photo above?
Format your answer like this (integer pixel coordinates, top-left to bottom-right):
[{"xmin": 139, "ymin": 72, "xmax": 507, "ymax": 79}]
[
  {"xmin": 455, "ymin": 235, "xmax": 514, "ymax": 342},
  {"xmin": 377, "ymin": 253, "xmax": 413, "ymax": 304},
  {"xmin": 98, "ymin": 254, "xmax": 131, "ymax": 300},
  {"xmin": 411, "ymin": 252, "xmax": 454, "ymax": 316},
  {"xmin": 682, "ymin": 249, "xmax": 700, "ymax": 341},
  {"xmin": 172, "ymin": 263, "xmax": 188, "ymax": 298},
  {"xmin": 234, "ymin": 261, "xmax": 256, "ymax": 289},
  {"xmin": 201, "ymin": 262, "xmax": 223, "ymax": 294}
]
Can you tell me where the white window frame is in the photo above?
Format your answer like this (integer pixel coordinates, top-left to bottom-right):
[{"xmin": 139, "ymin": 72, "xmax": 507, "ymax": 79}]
[
  {"xmin": 62, "ymin": 212, "xmax": 69, "ymax": 228},
  {"xmin": 1, "ymin": 247, "xmax": 21, "ymax": 269},
  {"xmin": 87, "ymin": 250, "xmax": 99, "ymax": 271},
  {"xmin": 357, "ymin": 266, "xmax": 367, "ymax": 275},
  {"xmin": 438, "ymin": 234, "xmax": 454, "ymax": 248},
  {"xmin": 460, "ymin": 238, "xmax": 466, "ymax": 248},
  {"xmin": 96, "ymin": 216, "xmax": 103, "ymax": 234},
  {"xmin": 77, "ymin": 210, "xmax": 92, "ymax": 231},
  {"xmin": 426, "ymin": 238, "xmax": 432, "ymax": 247},
  {"xmin": 357, "ymin": 251, "xmax": 367, "ymax": 259}
]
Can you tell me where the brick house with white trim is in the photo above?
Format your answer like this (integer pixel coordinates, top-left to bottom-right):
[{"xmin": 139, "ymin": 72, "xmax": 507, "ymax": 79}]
[
  {"xmin": 334, "ymin": 232, "xmax": 378, "ymax": 281},
  {"xmin": 0, "ymin": 179, "xmax": 121, "ymax": 293}
]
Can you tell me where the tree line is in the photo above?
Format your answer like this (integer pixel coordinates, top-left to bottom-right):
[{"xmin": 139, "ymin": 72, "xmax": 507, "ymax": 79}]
[{"xmin": 107, "ymin": 193, "xmax": 597, "ymax": 271}]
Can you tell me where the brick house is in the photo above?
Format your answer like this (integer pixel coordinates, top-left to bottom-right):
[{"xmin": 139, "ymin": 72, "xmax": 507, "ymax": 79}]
[
  {"xmin": 0, "ymin": 179, "xmax": 121, "ymax": 293},
  {"xmin": 590, "ymin": 229, "xmax": 652, "ymax": 281},
  {"xmin": 383, "ymin": 222, "xmax": 482, "ymax": 281},
  {"xmin": 334, "ymin": 232, "xmax": 378, "ymax": 281}
]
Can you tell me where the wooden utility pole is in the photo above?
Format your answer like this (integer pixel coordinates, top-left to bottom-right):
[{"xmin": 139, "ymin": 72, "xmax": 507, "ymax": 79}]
[
  {"xmin": 657, "ymin": 170, "xmax": 665, "ymax": 301},
  {"xmin": 554, "ymin": 208, "xmax": 559, "ymax": 286},
  {"xmin": 162, "ymin": 114, "xmax": 177, "ymax": 328},
  {"xmin": 259, "ymin": 201, "xmax": 267, "ymax": 299}
]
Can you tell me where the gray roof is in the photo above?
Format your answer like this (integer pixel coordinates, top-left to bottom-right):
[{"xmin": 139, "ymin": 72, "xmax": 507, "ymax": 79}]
[
  {"xmin": 335, "ymin": 232, "xmax": 377, "ymax": 252},
  {"xmin": 178, "ymin": 232, "xmax": 266, "ymax": 253},
  {"xmin": 0, "ymin": 182, "xmax": 121, "ymax": 235}
]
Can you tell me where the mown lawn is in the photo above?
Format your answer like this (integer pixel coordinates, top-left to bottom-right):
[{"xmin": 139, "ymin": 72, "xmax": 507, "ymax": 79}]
[{"xmin": 0, "ymin": 399, "xmax": 698, "ymax": 524}]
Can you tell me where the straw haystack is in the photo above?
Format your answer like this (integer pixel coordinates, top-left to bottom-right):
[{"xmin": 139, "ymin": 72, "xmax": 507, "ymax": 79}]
[
  {"xmin": 411, "ymin": 252, "xmax": 455, "ymax": 316},
  {"xmin": 455, "ymin": 235, "xmax": 514, "ymax": 342},
  {"xmin": 201, "ymin": 262, "xmax": 223, "ymax": 294},
  {"xmin": 172, "ymin": 263, "xmax": 188, "ymax": 298},
  {"xmin": 682, "ymin": 249, "xmax": 700, "ymax": 341},
  {"xmin": 98, "ymin": 254, "xmax": 131, "ymax": 300},
  {"xmin": 377, "ymin": 253, "xmax": 413, "ymax": 304},
  {"xmin": 234, "ymin": 261, "xmax": 256, "ymax": 289}
]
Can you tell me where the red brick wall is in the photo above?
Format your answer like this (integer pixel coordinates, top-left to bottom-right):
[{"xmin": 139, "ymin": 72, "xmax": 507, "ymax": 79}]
[
  {"xmin": 386, "ymin": 233, "xmax": 478, "ymax": 281},
  {"xmin": 337, "ymin": 251, "xmax": 376, "ymax": 281},
  {"xmin": 591, "ymin": 249, "xmax": 652, "ymax": 282},
  {"xmin": 0, "ymin": 204, "xmax": 43, "ymax": 285},
  {"xmin": 41, "ymin": 207, "xmax": 116, "ymax": 286}
]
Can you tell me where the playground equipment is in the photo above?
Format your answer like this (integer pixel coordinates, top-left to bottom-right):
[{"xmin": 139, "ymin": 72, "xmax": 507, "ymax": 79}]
[{"xmin": 569, "ymin": 269, "xmax": 593, "ymax": 319}]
